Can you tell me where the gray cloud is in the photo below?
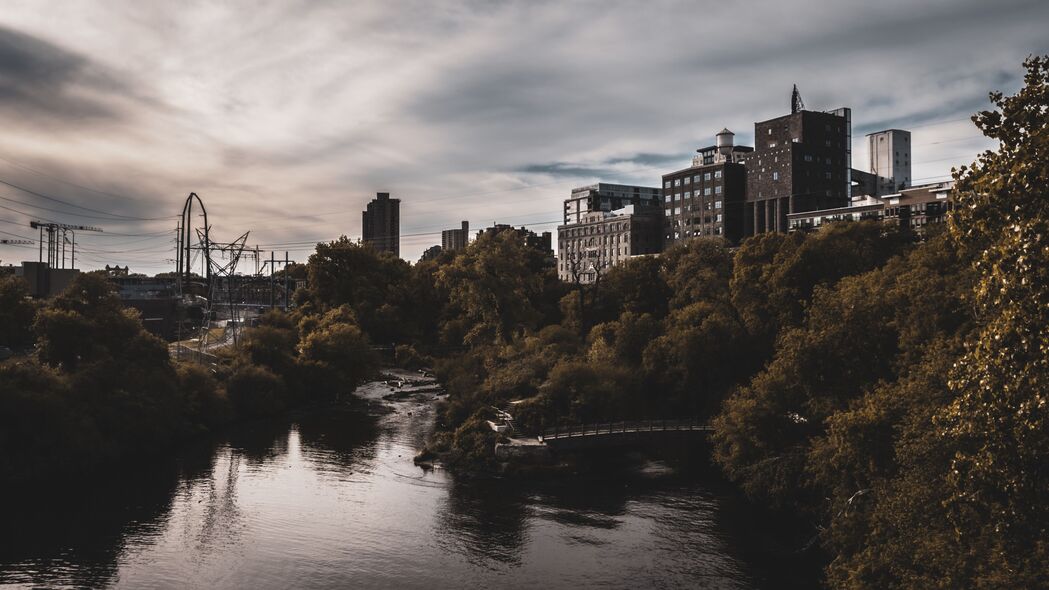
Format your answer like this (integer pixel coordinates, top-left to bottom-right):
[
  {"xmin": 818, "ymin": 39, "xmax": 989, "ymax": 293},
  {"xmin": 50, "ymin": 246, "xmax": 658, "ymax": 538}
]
[
  {"xmin": 0, "ymin": 25, "xmax": 133, "ymax": 125},
  {"xmin": 519, "ymin": 152, "xmax": 683, "ymax": 181},
  {"xmin": 0, "ymin": 0, "xmax": 1047, "ymax": 269}
]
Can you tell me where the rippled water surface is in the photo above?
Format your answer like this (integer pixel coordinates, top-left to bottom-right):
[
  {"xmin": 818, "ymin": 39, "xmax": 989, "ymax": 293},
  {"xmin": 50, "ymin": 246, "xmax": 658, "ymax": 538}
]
[{"xmin": 0, "ymin": 375, "xmax": 789, "ymax": 589}]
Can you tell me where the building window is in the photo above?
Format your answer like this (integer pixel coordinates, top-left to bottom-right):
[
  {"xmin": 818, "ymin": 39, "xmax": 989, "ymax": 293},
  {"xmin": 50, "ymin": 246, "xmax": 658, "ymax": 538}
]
[
  {"xmin": 715, "ymin": 200, "xmax": 722, "ymax": 209},
  {"xmin": 664, "ymin": 181, "xmax": 671, "ymax": 188},
  {"xmin": 714, "ymin": 170, "xmax": 722, "ymax": 178},
  {"xmin": 715, "ymin": 186, "xmax": 723, "ymax": 194},
  {"xmin": 674, "ymin": 179, "xmax": 681, "ymax": 186},
  {"xmin": 704, "ymin": 172, "xmax": 711, "ymax": 181},
  {"xmin": 703, "ymin": 187, "xmax": 712, "ymax": 196},
  {"xmin": 664, "ymin": 194, "xmax": 672, "ymax": 203},
  {"xmin": 772, "ymin": 172, "xmax": 779, "ymax": 181},
  {"xmin": 825, "ymin": 172, "xmax": 832, "ymax": 179},
  {"xmin": 768, "ymin": 142, "xmax": 777, "ymax": 148},
  {"xmin": 684, "ymin": 177, "xmax": 691, "ymax": 185},
  {"xmin": 684, "ymin": 191, "xmax": 691, "ymax": 198},
  {"xmin": 804, "ymin": 154, "xmax": 813, "ymax": 162}
]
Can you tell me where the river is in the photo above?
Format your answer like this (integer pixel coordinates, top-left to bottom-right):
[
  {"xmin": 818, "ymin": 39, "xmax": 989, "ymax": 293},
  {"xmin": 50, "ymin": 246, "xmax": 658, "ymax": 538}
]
[{"xmin": 0, "ymin": 372, "xmax": 806, "ymax": 589}]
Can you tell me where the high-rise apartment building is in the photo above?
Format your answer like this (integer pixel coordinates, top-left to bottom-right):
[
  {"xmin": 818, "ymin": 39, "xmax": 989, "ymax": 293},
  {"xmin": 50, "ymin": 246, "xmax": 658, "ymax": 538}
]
[
  {"xmin": 662, "ymin": 129, "xmax": 751, "ymax": 245},
  {"xmin": 441, "ymin": 221, "xmax": 469, "ymax": 252},
  {"xmin": 867, "ymin": 129, "xmax": 911, "ymax": 195},
  {"xmin": 362, "ymin": 192, "xmax": 400, "ymax": 256}
]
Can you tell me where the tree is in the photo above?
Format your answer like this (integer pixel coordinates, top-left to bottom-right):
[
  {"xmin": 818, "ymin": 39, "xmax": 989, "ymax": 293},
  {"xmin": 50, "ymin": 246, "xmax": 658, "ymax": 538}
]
[
  {"xmin": 933, "ymin": 55, "xmax": 1049, "ymax": 588},
  {"xmin": 436, "ymin": 231, "xmax": 562, "ymax": 346},
  {"xmin": 299, "ymin": 321, "xmax": 378, "ymax": 388},
  {"xmin": 34, "ymin": 273, "xmax": 145, "ymax": 371},
  {"xmin": 0, "ymin": 275, "xmax": 36, "ymax": 348}
]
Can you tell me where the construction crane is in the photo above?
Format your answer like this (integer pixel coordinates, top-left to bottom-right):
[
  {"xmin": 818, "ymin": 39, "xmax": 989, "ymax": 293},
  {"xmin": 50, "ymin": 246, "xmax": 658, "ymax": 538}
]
[
  {"xmin": 0, "ymin": 239, "xmax": 34, "ymax": 245},
  {"xmin": 29, "ymin": 221, "xmax": 103, "ymax": 269}
]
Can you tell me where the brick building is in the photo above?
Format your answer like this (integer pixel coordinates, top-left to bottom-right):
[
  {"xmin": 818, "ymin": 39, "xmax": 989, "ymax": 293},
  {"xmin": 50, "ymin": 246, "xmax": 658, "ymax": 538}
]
[{"xmin": 741, "ymin": 107, "xmax": 852, "ymax": 236}]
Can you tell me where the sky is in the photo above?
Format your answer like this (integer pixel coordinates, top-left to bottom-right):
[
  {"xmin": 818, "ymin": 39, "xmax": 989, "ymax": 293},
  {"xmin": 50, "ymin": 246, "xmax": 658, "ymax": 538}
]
[{"xmin": 1, "ymin": 0, "xmax": 1047, "ymax": 272}]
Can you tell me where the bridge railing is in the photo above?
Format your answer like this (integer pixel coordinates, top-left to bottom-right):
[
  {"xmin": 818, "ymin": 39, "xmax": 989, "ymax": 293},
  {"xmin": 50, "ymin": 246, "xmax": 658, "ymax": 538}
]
[{"xmin": 540, "ymin": 418, "xmax": 711, "ymax": 441}]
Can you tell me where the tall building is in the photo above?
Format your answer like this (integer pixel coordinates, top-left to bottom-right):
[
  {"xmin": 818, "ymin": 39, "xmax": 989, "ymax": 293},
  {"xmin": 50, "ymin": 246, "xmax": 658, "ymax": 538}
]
[
  {"xmin": 741, "ymin": 104, "xmax": 852, "ymax": 236},
  {"xmin": 441, "ymin": 221, "xmax": 470, "ymax": 252},
  {"xmin": 563, "ymin": 183, "xmax": 662, "ymax": 225},
  {"xmin": 867, "ymin": 129, "xmax": 911, "ymax": 195},
  {"xmin": 362, "ymin": 192, "xmax": 400, "ymax": 256},
  {"xmin": 662, "ymin": 129, "xmax": 752, "ymax": 245}
]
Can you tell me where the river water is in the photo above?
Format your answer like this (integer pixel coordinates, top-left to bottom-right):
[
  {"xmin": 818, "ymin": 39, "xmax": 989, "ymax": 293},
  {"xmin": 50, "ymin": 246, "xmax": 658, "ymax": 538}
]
[{"xmin": 0, "ymin": 373, "xmax": 802, "ymax": 589}]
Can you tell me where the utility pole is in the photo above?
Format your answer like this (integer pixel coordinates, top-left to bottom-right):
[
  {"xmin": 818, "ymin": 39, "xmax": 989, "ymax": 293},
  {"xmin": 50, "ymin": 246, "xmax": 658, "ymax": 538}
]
[
  {"xmin": 270, "ymin": 251, "xmax": 275, "ymax": 308},
  {"xmin": 284, "ymin": 251, "xmax": 290, "ymax": 311}
]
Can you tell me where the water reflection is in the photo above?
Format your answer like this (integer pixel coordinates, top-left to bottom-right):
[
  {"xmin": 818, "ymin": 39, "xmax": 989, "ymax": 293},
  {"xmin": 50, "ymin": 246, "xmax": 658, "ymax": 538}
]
[
  {"xmin": 0, "ymin": 391, "xmax": 772, "ymax": 589},
  {"xmin": 437, "ymin": 478, "xmax": 530, "ymax": 568}
]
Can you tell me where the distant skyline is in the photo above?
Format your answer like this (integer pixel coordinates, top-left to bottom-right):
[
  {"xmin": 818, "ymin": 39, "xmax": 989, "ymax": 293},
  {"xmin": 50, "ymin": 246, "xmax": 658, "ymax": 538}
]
[{"xmin": 1, "ymin": 0, "xmax": 1047, "ymax": 271}]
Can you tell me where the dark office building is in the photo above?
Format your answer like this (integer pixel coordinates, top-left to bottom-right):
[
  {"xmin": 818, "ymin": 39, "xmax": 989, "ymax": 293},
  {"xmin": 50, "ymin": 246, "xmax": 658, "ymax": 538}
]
[
  {"xmin": 362, "ymin": 192, "xmax": 400, "ymax": 256},
  {"xmin": 741, "ymin": 107, "xmax": 851, "ymax": 235},
  {"xmin": 662, "ymin": 129, "xmax": 752, "ymax": 245}
]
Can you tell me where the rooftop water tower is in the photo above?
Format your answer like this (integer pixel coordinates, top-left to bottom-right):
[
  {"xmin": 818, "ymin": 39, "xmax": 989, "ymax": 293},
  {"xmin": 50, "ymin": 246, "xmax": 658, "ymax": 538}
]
[{"xmin": 716, "ymin": 128, "xmax": 735, "ymax": 161}]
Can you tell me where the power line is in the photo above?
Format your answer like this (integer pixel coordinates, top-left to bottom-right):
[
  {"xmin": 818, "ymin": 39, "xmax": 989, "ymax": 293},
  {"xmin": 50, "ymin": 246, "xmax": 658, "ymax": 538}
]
[
  {"xmin": 0, "ymin": 154, "xmax": 162, "ymax": 205},
  {"xmin": 0, "ymin": 177, "xmax": 175, "ymax": 221},
  {"xmin": 0, "ymin": 192, "xmax": 157, "ymax": 223}
]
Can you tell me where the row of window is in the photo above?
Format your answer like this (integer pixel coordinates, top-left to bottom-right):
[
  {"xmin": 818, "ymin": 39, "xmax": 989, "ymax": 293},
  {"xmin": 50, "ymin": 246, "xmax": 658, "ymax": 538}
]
[
  {"xmin": 561, "ymin": 233, "xmax": 635, "ymax": 247},
  {"xmin": 665, "ymin": 185, "xmax": 724, "ymax": 201},
  {"xmin": 667, "ymin": 226, "xmax": 724, "ymax": 239},
  {"xmin": 664, "ymin": 169, "xmax": 723, "ymax": 188},
  {"xmin": 560, "ymin": 222, "xmax": 633, "ymax": 237},
  {"xmin": 665, "ymin": 197, "xmax": 724, "ymax": 208}
]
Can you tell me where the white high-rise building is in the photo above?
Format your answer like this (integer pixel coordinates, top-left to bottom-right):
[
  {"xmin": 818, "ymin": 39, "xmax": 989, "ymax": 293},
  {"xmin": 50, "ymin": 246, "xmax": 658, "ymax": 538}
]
[{"xmin": 867, "ymin": 129, "xmax": 911, "ymax": 195}]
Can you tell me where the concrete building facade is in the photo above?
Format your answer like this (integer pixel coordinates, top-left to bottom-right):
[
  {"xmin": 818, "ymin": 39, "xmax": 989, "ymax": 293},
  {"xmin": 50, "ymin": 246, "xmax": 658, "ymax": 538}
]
[
  {"xmin": 362, "ymin": 192, "xmax": 400, "ymax": 256},
  {"xmin": 867, "ymin": 129, "xmax": 912, "ymax": 196},
  {"xmin": 441, "ymin": 221, "xmax": 470, "ymax": 252},
  {"xmin": 557, "ymin": 205, "xmax": 662, "ymax": 283}
]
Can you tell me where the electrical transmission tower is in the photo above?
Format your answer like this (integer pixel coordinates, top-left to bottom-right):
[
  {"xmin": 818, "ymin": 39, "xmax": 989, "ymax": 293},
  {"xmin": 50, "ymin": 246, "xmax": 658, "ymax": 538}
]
[
  {"xmin": 29, "ymin": 221, "xmax": 103, "ymax": 269},
  {"xmin": 174, "ymin": 192, "xmax": 258, "ymax": 352},
  {"xmin": 197, "ymin": 229, "xmax": 251, "ymax": 351}
]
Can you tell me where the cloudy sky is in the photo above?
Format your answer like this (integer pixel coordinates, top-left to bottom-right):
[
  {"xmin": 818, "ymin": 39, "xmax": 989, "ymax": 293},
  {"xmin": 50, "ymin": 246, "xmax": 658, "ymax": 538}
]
[{"xmin": 1, "ymin": 0, "xmax": 1046, "ymax": 271}]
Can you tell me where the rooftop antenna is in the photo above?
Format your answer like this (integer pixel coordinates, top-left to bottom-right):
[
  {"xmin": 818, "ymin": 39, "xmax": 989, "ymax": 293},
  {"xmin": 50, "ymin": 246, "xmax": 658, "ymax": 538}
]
[{"xmin": 791, "ymin": 84, "xmax": 805, "ymax": 114}]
